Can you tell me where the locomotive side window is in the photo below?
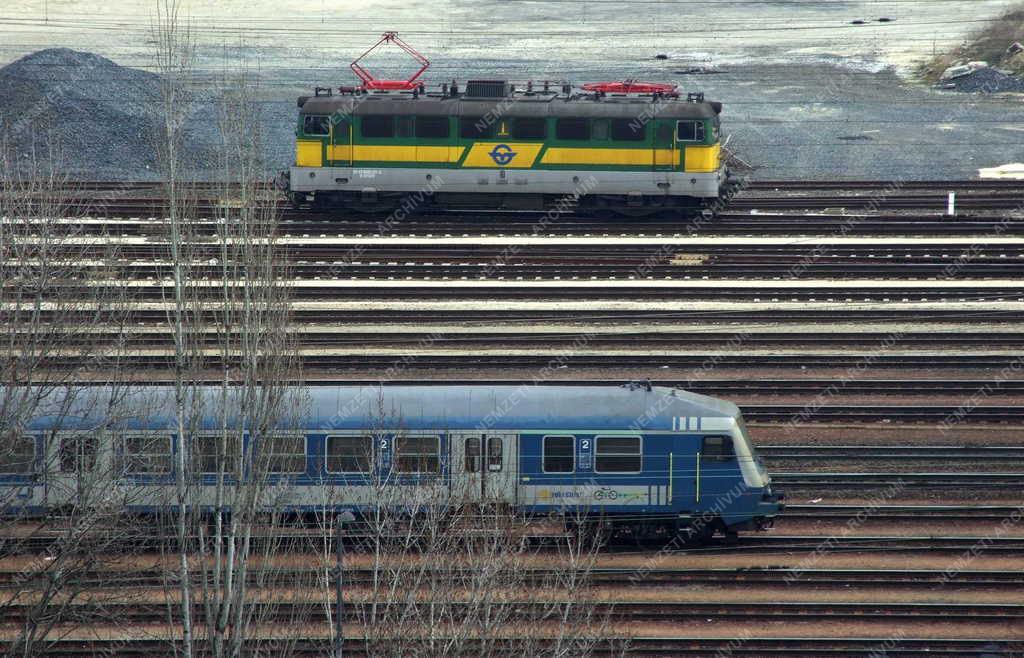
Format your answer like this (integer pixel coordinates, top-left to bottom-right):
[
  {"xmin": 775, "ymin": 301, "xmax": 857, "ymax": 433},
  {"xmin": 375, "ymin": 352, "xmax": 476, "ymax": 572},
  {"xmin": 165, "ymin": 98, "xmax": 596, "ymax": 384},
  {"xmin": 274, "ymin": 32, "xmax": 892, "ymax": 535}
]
[
  {"xmin": 594, "ymin": 436, "xmax": 642, "ymax": 473},
  {"xmin": 327, "ymin": 435, "xmax": 373, "ymax": 473},
  {"xmin": 592, "ymin": 119, "xmax": 609, "ymax": 140},
  {"xmin": 396, "ymin": 116, "xmax": 415, "ymax": 138},
  {"xmin": 416, "ymin": 116, "xmax": 450, "ymax": 139},
  {"xmin": 0, "ymin": 435, "xmax": 35, "ymax": 474},
  {"xmin": 555, "ymin": 118, "xmax": 590, "ymax": 141},
  {"xmin": 610, "ymin": 119, "xmax": 645, "ymax": 141},
  {"xmin": 361, "ymin": 115, "xmax": 395, "ymax": 138},
  {"xmin": 59, "ymin": 434, "xmax": 98, "ymax": 473},
  {"xmin": 701, "ymin": 435, "xmax": 734, "ymax": 461},
  {"xmin": 542, "ymin": 435, "xmax": 575, "ymax": 473},
  {"xmin": 394, "ymin": 435, "xmax": 440, "ymax": 473},
  {"xmin": 676, "ymin": 120, "xmax": 706, "ymax": 142},
  {"xmin": 120, "ymin": 435, "xmax": 171, "ymax": 475},
  {"xmin": 512, "ymin": 117, "xmax": 547, "ymax": 140},
  {"xmin": 265, "ymin": 435, "xmax": 307, "ymax": 474},
  {"xmin": 460, "ymin": 117, "xmax": 494, "ymax": 139},
  {"xmin": 303, "ymin": 115, "xmax": 330, "ymax": 136}
]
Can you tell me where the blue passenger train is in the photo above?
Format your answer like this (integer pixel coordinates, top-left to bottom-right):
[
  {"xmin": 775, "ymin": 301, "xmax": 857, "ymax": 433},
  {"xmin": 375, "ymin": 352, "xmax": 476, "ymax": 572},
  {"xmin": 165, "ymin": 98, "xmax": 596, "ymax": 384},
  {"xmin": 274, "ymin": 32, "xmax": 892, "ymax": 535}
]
[{"xmin": 1, "ymin": 383, "xmax": 783, "ymax": 540}]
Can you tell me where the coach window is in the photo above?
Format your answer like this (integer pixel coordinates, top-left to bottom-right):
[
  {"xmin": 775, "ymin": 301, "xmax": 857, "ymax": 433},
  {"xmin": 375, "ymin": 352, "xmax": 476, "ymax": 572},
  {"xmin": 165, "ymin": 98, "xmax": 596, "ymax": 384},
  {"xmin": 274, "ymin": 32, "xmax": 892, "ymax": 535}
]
[
  {"xmin": 512, "ymin": 117, "xmax": 546, "ymax": 140},
  {"xmin": 59, "ymin": 434, "xmax": 98, "ymax": 473},
  {"xmin": 303, "ymin": 115, "xmax": 330, "ymax": 136},
  {"xmin": 416, "ymin": 116, "xmax": 450, "ymax": 139},
  {"xmin": 361, "ymin": 115, "xmax": 395, "ymax": 138},
  {"xmin": 460, "ymin": 117, "xmax": 494, "ymax": 139},
  {"xmin": 542, "ymin": 436, "xmax": 575, "ymax": 473},
  {"xmin": 487, "ymin": 437, "xmax": 503, "ymax": 472},
  {"xmin": 0, "ymin": 435, "xmax": 35, "ymax": 474},
  {"xmin": 595, "ymin": 436, "xmax": 642, "ymax": 473},
  {"xmin": 555, "ymin": 118, "xmax": 590, "ymax": 141},
  {"xmin": 121, "ymin": 435, "xmax": 171, "ymax": 475},
  {"xmin": 701, "ymin": 435, "xmax": 734, "ymax": 461},
  {"xmin": 327, "ymin": 435, "xmax": 373, "ymax": 473},
  {"xmin": 592, "ymin": 119, "xmax": 609, "ymax": 140},
  {"xmin": 676, "ymin": 120, "xmax": 706, "ymax": 142},
  {"xmin": 193, "ymin": 434, "xmax": 242, "ymax": 475},
  {"xmin": 396, "ymin": 115, "xmax": 415, "ymax": 138},
  {"xmin": 394, "ymin": 435, "xmax": 440, "ymax": 473},
  {"xmin": 265, "ymin": 435, "xmax": 307, "ymax": 474},
  {"xmin": 464, "ymin": 437, "xmax": 481, "ymax": 472}
]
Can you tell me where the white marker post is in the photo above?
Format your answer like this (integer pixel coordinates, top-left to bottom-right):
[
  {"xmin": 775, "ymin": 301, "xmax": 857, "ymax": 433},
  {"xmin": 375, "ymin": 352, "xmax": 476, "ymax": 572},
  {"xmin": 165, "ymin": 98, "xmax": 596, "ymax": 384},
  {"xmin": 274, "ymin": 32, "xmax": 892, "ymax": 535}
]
[{"xmin": 947, "ymin": 192, "xmax": 956, "ymax": 216}]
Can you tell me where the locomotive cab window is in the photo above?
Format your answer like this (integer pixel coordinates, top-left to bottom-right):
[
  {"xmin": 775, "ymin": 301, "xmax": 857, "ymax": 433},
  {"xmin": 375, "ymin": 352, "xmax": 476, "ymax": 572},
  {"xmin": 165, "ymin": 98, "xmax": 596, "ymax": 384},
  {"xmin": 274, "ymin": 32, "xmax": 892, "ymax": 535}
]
[
  {"xmin": 394, "ymin": 435, "xmax": 440, "ymax": 474},
  {"xmin": 416, "ymin": 116, "xmax": 450, "ymax": 139},
  {"xmin": 120, "ymin": 435, "xmax": 171, "ymax": 475},
  {"xmin": 361, "ymin": 115, "xmax": 395, "ymax": 138},
  {"xmin": 303, "ymin": 115, "xmax": 331, "ymax": 136},
  {"xmin": 512, "ymin": 117, "xmax": 547, "ymax": 140},
  {"xmin": 610, "ymin": 119, "xmax": 645, "ymax": 141},
  {"xmin": 265, "ymin": 435, "xmax": 307, "ymax": 474},
  {"xmin": 327, "ymin": 435, "xmax": 373, "ymax": 473},
  {"xmin": 556, "ymin": 118, "xmax": 590, "ymax": 141},
  {"xmin": 702, "ymin": 435, "xmax": 734, "ymax": 461},
  {"xmin": 676, "ymin": 120, "xmax": 706, "ymax": 142},
  {"xmin": 595, "ymin": 436, "xmax": 642, "ymax": 473},
  {"xmin": 460, "ymin": 117, "xmax": 494, "ymax": 139},
  {"xmin": 542, "ymin": 435, "xmax": 575, "ymax": 473},
  {"xmin": 1, "ymin": 435, "xmax": 35, "ymax": 474}
]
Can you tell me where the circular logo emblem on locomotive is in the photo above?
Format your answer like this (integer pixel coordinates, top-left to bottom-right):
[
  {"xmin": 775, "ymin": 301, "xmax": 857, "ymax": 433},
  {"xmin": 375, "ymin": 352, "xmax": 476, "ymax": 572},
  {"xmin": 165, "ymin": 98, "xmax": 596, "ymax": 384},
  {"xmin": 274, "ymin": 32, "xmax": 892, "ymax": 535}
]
[{"xmin": 488, "ymin": 144, "xmax": 517, "ymax": 166}]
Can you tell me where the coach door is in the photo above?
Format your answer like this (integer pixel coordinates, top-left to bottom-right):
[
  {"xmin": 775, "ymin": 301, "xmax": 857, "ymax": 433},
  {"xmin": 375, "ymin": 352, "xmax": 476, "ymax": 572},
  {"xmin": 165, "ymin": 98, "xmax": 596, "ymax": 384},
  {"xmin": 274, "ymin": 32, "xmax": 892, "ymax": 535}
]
[{"xmin": 450, "ymin": 433, "xmax": 517, "ymax": 504}]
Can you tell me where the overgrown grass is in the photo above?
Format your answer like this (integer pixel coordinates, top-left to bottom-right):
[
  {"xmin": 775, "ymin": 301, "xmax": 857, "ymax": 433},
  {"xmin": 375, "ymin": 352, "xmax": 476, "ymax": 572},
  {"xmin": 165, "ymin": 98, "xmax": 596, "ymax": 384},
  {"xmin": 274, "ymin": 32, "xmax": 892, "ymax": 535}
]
[{"xmin": 919, "ymin": 6, "xmax": 1024, "ymax": 81}]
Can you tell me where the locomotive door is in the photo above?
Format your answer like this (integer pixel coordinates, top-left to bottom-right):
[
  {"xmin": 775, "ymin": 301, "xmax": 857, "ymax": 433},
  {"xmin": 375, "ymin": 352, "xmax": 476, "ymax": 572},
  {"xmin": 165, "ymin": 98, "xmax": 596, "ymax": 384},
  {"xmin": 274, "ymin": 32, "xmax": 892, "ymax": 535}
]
[
  {"xmin": 653, "ymin": 121, "xmax": 675, "ymax": 172},
  {"xmin": 450, "ymin": 432, "xmax": 517, "ymax": 503}
]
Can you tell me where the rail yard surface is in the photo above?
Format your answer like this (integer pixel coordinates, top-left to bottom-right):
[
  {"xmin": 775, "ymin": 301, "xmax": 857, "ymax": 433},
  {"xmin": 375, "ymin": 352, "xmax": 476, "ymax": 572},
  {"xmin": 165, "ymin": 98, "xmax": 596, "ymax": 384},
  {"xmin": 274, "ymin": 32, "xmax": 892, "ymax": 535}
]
[
  {"xmin": 4, "ymin": 1, "xmax": 1024, "ymax": 653},
  {"xmin": 3, "ymin": 177, "xmax": 1023, "ymax": 656}
]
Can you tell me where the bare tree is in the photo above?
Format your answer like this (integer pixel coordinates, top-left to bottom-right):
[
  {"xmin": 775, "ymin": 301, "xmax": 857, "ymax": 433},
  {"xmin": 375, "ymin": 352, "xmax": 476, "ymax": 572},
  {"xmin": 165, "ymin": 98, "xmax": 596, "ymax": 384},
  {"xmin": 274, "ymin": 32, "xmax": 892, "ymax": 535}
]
[
  {"xmin": 0, "ymin": 130, "xmax": 137, "ymax": 657},
  {"xmin": 311, "ymin": 396, "xmax": 622, "ymax": 657}
]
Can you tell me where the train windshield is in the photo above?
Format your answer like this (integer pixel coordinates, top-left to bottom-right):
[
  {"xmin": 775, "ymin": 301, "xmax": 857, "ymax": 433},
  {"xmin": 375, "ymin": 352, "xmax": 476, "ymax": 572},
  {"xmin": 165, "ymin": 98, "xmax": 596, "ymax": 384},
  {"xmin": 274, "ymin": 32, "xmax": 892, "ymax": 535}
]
[{"xmin": 736, "ymin": 416, "xmax": 769, "ymax": 479}]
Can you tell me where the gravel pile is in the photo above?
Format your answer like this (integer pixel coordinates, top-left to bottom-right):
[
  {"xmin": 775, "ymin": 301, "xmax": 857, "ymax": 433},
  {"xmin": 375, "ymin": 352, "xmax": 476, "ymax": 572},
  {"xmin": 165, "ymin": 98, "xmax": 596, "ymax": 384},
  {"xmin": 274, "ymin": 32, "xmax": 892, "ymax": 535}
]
[
  {"xmin": 947, "ymin": 66, "xmax": 1024, "ymax": 93},
  {"xmin": 0, "ymin": 48, "xmax": 292, "ymax": 180}
]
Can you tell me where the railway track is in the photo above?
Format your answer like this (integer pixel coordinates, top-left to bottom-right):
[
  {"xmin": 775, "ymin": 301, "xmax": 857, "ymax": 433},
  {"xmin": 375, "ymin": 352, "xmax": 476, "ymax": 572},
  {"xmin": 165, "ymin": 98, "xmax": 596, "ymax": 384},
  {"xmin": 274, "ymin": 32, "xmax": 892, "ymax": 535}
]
[
  {"xmin": 761, "ymin": 445, "xmax": 1024, "ymax": 460},
  {"xmin": 11, "ymin": 258, "xmax": 1024, "ymax": 280},
  {"xmin": 18, "ymin": 637, "xmax": 1024, "ymax": 658},
  {"xmin": 781, "ymin": 504, "xmax": 1024, "ymax": 521},
  {"xmin": 23, "ymin": 280, "xmax": 1024, "ymax": 303},
  {"xmin": 32, "ymin": 353, "xmax": 1024, "ymax": 371},
  {"xmin": 772, "ymin": 472, "xmax": 1024, "ymax": 486},
  {"xmin": 4, "ymin": 565, "xmax": 1021, "ymax": 588},
  {"xmin": 19, "ymin": 213, "xmax": 1024, "ymax": 237},
  {"xmin": 5, "ymin": 599, "xmax": 1023, "ymax": 624}
]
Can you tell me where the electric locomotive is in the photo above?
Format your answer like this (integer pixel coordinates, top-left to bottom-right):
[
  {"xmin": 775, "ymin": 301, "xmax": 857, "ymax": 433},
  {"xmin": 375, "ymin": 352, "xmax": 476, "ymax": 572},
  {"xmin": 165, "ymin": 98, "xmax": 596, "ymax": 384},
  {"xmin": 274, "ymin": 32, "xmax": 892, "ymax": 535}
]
[
  {"xmin": 3, "ymin": 383, "xmax": 782, "ymax": 542},
  {"xmin": 287, "ymin": 33, "xmax": 726, "ymax": 216}
]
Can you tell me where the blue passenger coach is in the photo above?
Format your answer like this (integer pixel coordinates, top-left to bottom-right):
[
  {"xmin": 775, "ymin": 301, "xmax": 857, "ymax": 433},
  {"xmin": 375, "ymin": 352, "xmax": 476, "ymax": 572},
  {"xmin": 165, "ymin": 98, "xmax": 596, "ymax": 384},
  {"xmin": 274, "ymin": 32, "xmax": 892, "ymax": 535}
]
[{"xmin": 2, "ymin": 384, "xmax": 783, "ymax": 539}]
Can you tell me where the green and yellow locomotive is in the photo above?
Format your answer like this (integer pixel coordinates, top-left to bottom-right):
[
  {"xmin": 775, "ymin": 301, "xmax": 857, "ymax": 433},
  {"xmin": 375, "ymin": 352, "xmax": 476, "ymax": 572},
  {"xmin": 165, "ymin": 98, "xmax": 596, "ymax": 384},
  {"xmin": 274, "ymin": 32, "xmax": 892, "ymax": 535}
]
[{"xmin": 288, "ymin": 34, "xmax": 725, "ymax": 216}]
